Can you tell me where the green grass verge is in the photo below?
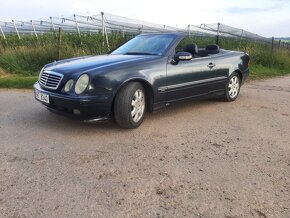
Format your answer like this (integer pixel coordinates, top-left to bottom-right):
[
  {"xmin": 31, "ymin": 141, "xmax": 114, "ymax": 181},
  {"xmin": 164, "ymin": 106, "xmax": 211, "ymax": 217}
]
[
  {"xmin": 249, "ymin": 64, "xmax": 290, "ymax": 80},
  {"xmin": 1, "ymin": 33, "xmax": 290, "ymax": 88},
  {"xmin": 0, "ymin": 76, "xmax": 38, "ymax": 89}
]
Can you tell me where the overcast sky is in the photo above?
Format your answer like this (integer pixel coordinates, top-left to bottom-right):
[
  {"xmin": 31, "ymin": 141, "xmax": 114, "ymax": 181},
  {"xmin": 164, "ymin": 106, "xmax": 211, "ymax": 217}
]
[{"xmin": 1, "ymin": 0, "xmax": 290, "ymax": 37}]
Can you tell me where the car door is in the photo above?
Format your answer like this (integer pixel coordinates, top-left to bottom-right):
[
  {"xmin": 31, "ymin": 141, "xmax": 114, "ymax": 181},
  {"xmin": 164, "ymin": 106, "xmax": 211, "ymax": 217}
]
[{"xmin": 165, "ymin": 55, "xmax": 225, "ymax": 103}]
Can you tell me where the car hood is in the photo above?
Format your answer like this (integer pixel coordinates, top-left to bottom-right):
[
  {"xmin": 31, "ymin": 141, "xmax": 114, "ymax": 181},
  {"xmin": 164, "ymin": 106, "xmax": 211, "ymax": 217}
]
[{"xmin": 44, "ymin": 54, "xmax": 160, "ymax": 75}]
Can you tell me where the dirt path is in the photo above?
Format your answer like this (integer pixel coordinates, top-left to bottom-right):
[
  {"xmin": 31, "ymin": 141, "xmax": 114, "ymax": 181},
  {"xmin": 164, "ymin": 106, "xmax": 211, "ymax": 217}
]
[{"xmin": 0, "ymin": 76, "xmax": 290, "ymax": 217}]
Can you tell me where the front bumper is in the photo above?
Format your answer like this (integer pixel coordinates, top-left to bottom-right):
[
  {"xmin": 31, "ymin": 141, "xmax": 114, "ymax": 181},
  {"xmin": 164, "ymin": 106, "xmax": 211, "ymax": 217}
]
[{"xmin": 34, "ymin": 82, "xmax": 113, "ymax": 120}]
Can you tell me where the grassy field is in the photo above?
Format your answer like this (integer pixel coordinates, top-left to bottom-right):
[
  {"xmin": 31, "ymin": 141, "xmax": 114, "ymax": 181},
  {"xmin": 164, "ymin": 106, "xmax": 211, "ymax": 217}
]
[{"xmin": 0, "ymin": 32, "xmax": 290, "ymax": 88}]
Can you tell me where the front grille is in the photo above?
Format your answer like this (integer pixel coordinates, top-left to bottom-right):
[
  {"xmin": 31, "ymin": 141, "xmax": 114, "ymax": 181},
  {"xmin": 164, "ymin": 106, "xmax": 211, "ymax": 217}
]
[{"xmin": 39, "ymin": 71, "xmax": 63, "ymax": 90}]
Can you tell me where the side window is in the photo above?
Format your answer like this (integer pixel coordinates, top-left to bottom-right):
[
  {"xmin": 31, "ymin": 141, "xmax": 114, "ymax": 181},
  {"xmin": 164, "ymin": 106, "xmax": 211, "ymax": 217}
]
[{"xmin": 175, "ymin": 37, "xmax": 197, "ymax": 53}]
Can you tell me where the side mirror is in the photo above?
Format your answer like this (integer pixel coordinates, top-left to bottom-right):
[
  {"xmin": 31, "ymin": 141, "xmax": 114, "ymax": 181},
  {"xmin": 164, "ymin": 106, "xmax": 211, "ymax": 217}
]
[{"xmin": 172, "ymin": 52, "xmax": 192, "ymax": 64}]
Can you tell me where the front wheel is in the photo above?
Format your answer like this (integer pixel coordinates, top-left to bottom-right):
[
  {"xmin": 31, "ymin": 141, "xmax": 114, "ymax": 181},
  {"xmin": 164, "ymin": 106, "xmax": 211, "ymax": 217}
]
[
  {"xmin": 222, "ymin": 73, "xmax": 241, "ymax": 102},
  {"xmin": 114, "ymin": 82, "xmax": 146, "ymax": 129}
]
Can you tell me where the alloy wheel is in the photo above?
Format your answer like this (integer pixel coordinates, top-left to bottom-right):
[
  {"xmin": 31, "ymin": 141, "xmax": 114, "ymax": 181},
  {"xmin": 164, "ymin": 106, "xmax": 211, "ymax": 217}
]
[
  {"xmin": 228, "ymin": 76, "xmax": 240, "ymax": 99},
  {"xmin": 131, "ymin": 89, "xmax": 145, "ymax": 123}
]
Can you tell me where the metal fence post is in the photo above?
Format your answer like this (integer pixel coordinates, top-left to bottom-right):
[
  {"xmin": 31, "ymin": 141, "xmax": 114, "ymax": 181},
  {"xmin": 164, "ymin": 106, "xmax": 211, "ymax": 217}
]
[
  {"xmin": 0, "ymin": 24, "xmax": 6, "ymax": 40},
  {"xmin": 12, "ymin": 20, "xmax": 21, "ymax": 40},
  {"xmin": 239, "ymin": 29, "xmax": 244, "ymax": 45},
  {"xmin": 31, "ymin": 20, "xmax": 38, "ymax": 40},
  {"xmin": 74, "ymin": 14, "xmax": 80, "ymax": 37},
  {"xmin": 187, "ymin": 25, "xmax": 190, "ymax": 37},
  {"xmin": 50, "ymin": 17, "xmax": 56, "ymax": 32},
  {"xmin": 216, "ymin": 23, "xmax": 220, "ymax": 45},
  {"xmin": 58, "ymin": 27, "xmax": 62, "ymax": 60},
  {"xmin": 101, "ymin": 12, "xmax": 105, "ymax": 47},
  {"xmin": 101, "ymin": 12, "xmax": 105, "ymax": 36},
  {"xmin": 104, "ymin": 24, "xmax": 110, "ymax": 51},
  {"xmin": 271, "ymin": 37, "xmax": 274, "ymax": 51},
  {"xmin": 101, "ymin": 12, "xmax": 110, "ymax": 51}
]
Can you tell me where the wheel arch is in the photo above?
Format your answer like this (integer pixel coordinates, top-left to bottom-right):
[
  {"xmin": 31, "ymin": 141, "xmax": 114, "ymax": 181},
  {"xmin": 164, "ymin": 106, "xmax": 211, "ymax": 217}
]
[
  {"xmin": 112, "ymin": 78, "xmax": 155, "ymax": 113},
  {"xmin": 231, "ymin": 69, "xmax": 243, "ymax": 83}
]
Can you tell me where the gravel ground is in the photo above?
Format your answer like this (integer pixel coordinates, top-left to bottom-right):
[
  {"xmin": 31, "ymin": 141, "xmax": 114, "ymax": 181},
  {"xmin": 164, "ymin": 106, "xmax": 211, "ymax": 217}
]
[{"xmin": 0, "ymin": 76, "xmax": 290, "ymax": 218}]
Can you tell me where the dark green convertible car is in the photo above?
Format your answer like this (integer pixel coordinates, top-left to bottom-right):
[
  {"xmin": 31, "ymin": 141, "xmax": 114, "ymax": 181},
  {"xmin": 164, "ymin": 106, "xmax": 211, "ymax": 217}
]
[{"xmin": 34, "ymin": 32, "xmax": 250, "ymax": 128}]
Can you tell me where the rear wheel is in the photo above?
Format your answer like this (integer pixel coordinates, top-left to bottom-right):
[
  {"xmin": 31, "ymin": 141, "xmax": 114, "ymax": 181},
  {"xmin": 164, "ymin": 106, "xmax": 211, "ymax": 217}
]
[
  {"xmin": 114, "ymin": 82, "xmax": 146, "ymax": 128},
  {"xmin": 222, "ymin": 73, "xmax": 241, "ymax": 102}
]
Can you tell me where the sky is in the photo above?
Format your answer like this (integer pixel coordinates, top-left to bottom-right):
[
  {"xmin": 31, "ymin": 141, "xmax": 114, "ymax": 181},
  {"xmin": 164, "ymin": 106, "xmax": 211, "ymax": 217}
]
[{"xmin": 0, "ymin": 0, "xmax": 290, "ymax": 37}]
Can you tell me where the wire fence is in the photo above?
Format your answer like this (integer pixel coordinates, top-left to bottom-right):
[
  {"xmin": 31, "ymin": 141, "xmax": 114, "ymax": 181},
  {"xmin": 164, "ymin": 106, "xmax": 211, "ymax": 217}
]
[{"xmin": 0, "ymin": 12, "xmax": 289, "ymax": 49}]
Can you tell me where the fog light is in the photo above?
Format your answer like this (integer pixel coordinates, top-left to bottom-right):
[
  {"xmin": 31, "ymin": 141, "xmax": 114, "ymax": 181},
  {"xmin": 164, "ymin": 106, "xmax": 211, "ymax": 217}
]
[{"xmin": 73, "ymin": 109, "xmax": 81, "ymax": 115}]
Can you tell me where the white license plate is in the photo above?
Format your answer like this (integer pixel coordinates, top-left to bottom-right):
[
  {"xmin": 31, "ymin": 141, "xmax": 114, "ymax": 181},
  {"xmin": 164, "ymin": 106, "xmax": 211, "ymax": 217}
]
[{"xmin": 35, "ymin": 90, "xmax": 49, "ymax": 104}]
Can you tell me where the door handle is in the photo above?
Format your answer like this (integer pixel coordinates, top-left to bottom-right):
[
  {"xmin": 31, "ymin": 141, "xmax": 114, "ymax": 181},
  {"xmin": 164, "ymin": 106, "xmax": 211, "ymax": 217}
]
[{"xmin": 207, "ymin": 63, "xmax": 215, "ymax": 68}]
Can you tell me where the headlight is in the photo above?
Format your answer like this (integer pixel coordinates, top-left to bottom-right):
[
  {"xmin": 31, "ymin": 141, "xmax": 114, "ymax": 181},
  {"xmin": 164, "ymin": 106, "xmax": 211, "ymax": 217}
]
[
  {"xmin": 64, "ymin": 79, "xmax": 74, "ymax": 92},
  {"xmin": 75, "ymin": 74, "xmax": 89, "ymax": 94},
  {"xmin": 38, "ymin": 67, "xmax": 44, "ymax": 81}
]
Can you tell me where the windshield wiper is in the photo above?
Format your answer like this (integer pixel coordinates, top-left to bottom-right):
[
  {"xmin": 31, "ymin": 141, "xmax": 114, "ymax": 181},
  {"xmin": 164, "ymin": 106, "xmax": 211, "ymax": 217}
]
[{"xmin": 124, "ymin": 52, "xmax": 158, "ymax": 56}]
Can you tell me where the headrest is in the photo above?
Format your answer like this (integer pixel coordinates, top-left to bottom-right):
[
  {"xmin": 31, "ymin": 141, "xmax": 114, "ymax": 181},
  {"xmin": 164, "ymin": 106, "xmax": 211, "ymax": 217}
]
[
  {"xmin": 205, "ymin": 44, "xmax": 220, "ymax": 54},
  {"xmin": 184, "ymin": 44, "xmax": 198, "ymax": 55}
]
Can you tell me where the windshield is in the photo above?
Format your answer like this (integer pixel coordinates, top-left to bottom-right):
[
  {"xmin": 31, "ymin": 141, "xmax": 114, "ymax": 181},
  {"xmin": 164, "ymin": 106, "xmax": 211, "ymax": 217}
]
[{"xmin": 111, "ymin": 34, "xmax": 176, "ymax": 56}]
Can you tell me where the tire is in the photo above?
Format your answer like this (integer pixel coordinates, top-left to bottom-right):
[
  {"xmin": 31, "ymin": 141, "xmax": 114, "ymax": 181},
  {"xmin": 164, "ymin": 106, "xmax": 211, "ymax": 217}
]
[
  {"xmin": 222, "ymin": 72, "xmax": 241, "ymax": 102},
  {"xmin": 114, "ymin": 82, "xmax": 146, "ymax": 129}
]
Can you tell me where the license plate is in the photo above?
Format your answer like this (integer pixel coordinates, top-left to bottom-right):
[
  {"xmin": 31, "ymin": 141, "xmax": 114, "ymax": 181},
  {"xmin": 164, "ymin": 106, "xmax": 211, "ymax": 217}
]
[{"xmin": 35, "ymin": 90, "xmax": 49, "ymax": 104}]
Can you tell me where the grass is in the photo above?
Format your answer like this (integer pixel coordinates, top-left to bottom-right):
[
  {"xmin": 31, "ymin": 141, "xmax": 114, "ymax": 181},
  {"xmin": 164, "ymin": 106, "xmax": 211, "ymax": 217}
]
[
  {"xmin": 0, "ymin": 32, "xmax": 128, "ymax": 76},
  {"xmin": 249, "ymin": 65, "xmax": 290, "ymax": 80},
  {"xmin": 0, "ymin": 32, "xmax": 289, "ymax": 89},
  {"xmin": 0, "ymin": 75, "xmax": 38, "ymax": 89}
]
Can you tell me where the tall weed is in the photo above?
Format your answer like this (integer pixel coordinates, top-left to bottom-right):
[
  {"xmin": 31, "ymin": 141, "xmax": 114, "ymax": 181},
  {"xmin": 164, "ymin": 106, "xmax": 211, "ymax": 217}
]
[{"xmin": 0, "ymin": 32, "xmax": 289, "ymax": 79}]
